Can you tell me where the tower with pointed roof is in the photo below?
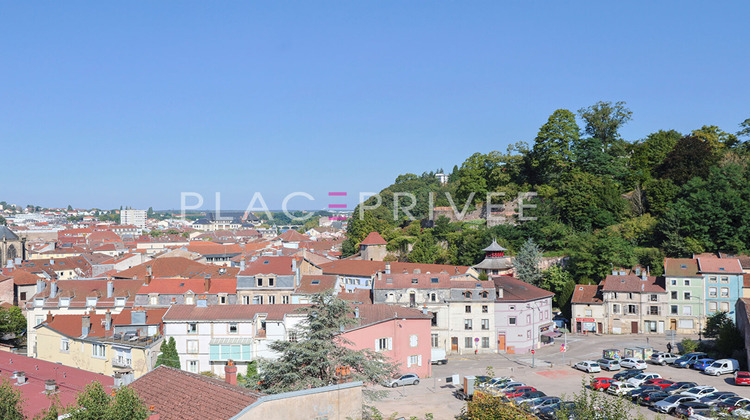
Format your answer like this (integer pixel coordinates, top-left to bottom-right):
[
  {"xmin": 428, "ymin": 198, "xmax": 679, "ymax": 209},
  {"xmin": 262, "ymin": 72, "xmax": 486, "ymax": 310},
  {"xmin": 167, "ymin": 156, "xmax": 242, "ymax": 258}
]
[
  {"xmin": 359, "ymin": 231, "xmax": 388, "ymax": 261},
  {"xmin": 473, "ymin": 239, "xmax": 514, "ymax": 277},
  {"xmin": 0, "ymin": 226, "xmax": 23, "ymax": 268}
]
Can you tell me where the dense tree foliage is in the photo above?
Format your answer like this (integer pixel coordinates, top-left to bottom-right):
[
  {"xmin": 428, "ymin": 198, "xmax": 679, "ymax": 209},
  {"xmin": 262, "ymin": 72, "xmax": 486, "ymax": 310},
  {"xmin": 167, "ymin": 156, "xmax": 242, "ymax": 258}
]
[
  {"xmin": 0, "ymin": 306, "xmax": 26, "ymax": 337},
  {"xmin": 0, "ymin": 378, "xmax": 24, "ymax": 420},
  {"xmin": 154, "ymin": 337, "xmax": 180, "ymax": 369},
  {"xmin": 66, "ymin": 381, "xmax": 149, "ymax": 420},
  {"xmin": 341, "ymin": 102, "xmax": 750, "ymax": 311}
]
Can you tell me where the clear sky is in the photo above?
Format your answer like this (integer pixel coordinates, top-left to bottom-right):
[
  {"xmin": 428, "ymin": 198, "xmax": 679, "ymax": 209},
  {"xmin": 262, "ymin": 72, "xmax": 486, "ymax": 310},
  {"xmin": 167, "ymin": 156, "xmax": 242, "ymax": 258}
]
[{"xmin": 2, "ymin": 1, "xmax": 749, "ymax": 211}]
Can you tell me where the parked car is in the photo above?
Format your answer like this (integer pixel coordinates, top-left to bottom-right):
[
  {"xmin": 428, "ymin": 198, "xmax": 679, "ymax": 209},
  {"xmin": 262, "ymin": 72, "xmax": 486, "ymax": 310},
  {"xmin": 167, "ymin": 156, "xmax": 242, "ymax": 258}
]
[
  {"xmin": 620, "ymin": 358, "xmax": 647, "ymax": 370},
  {"xmin": 505, "ymin": 386, "xmax": 537, "ymax": 398},
  {"xmin": 664, "ymin": 381, "xmax": 698, "ymax": 395},
  {"xmin": 638, "ymin": 390, "xmax": 670, "ymax": 406},
  {"xmin": 495, "ymin": 381, "xmax": 525, "ymax": 391},
  {"xmin": 674, "ymin": 401, "xmax": 711, "ymax": 418},
  {"xmin": 607, "ymin": 381, "xmax": 637, "ymax": 396},
  {"xmin": 704, "ymin": 358, "xmax": 740, "ymax": 376},
  {"xmin": 627, "ymin": 372, "xmax": 662, "ymax": 387},
  {"xmin": 596, "ymin": 358, "xmax": 621, "ymax": 371},
  {"xmin": 698, "ymin": 391, "xmax": 737, "ymax": 406},
  {"xmin": 486, "ymin": 377, "xmax": 513, "ymax": 388},
  {"xmin": 613, "ymin": 369, "xmax": 644, "ymax": 381},
  {"xmin": 736, "ymin": 371, "xmax": 750, "ymax": 386},
  {"xmin": 523, "ymin": 396, "xmax": 561, "ymax": 414},
  {"xmin": 715, "ymin": 396, "xmax": 750, "ymax": 413},
  {"xmin": 513, "ymin": 390, "xmax": 546, "ymax": 405},
  {"xmin": 574, "ymin": 361, "xmax": 601, "ymax": 373},
  {"xmin": 680, "ymin": 386, "xmax": 718, "ymax": 398},
  {"xmin": 430, "ymin": 348, "xmax": 447, "ymax": 365},
  {"xmin": 692, "ymin": 358, "xmax": 716, "ymax": 371},
  {"xmin": 643, "ymin": 378, "xmax": 674, "ymax": 389},
  {"xmin": 590, "ymin": 377, "xmax": 616, "ymax": 392},
  {"xmin": 627, "ymin": 385, "xmax": 662, "ymax": 401},
  {"xmin": 674, "ymin": 352, "xmax": 708, "ymax": 368},
  {"xmin": 384, "ymin": 373, "xmax": 420, "ymax": 387},
  {"xmin": 537, "ymin": 401, "xmax": 576, "ymax": 420},
  {"xmin": 733, "ymin": 408, "xmax": 750, "ymax": 419},
  {"xmin": 650, "ymin": 352, "xmax": 680, "ymax": 365},
  {"xmin": 655, "ymin": 395, "xmax": 698, "ymax": 414},
  {"xmin": 473, "ymin": 376, "xmax": 491, "ymax": 388}
]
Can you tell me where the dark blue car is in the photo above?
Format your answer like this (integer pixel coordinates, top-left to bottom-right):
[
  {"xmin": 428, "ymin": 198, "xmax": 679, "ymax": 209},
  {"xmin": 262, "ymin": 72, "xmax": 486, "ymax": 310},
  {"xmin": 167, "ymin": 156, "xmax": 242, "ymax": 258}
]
[{"xmin": 692, "ymin": 358, "xmax": 716, "ymax": 371}]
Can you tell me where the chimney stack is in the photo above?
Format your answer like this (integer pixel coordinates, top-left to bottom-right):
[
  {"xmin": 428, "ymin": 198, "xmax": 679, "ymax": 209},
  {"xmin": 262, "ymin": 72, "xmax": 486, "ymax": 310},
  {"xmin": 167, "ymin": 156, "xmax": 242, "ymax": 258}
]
[
  {"xmin": 148, "ymin": 406, "xmax": 160, "ymax": 420},
  {"xmin": 105, "ymin": 310, "xmax": 112, "ymax": 331},
  {"xmin": 36, "ymin": 279, "xmax": 46, "ymax": 294},
  {"xmin": 385, "ymin": 262, "xmax": 391, "ymax": 274},
  {"xmin": 50, "ymin": 280, "xmax": 58, "ymax": 299},
  {"xmin": 224, "ymin": 360, "xmax": 237, "ymax": 386},
  {"xmin": 354, "ymin": 306, "xmax": 359, "ymax": 318},
  {"xmin": 107, "ymin": 279, "xmax": 114, "ymax": 298},
  {"xmin": 82, "ymin": 313, "xmax": 90, "ymax": 337},
  {"xmin": 45, "ymin": 379, "xmax": 57, "ymax": 394},
  {"xmin": 145, "ymin": 265, "xmax": 153, "ymax": 285},
  {"xmin": 240, "ymin": 259, "xmax": 246, "ymax": 271},
  {"xmin": 46, "ymin": 311, "xmax": 53, "ymax": 324},
  {"xmin": 16, "ymin": 371, "xmax": 26, "ymax": 385},
  {"xmin": 204, "ymin": 275, "xmax": 211, "ymax": 293}
]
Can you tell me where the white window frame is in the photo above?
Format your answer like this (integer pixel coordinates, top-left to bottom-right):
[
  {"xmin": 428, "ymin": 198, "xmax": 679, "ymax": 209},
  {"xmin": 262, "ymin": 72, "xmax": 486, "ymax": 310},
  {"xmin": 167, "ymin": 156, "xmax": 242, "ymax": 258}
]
[
  {"xmin": 409, "ymin": 334, "xmax": 418, "ymax": 347},
  {"xmin": 187, "ymin": 340, "xmax": 199, "ymax": 354},
  {"xmin": 92, "ymin": 343, "xmax": 106, "ymax": 359},
  {"xmin": 187, "ymin": 360, "xmax": 199, "ymax": 373},
  {"xmin": 60, "ymin": 338, "xmax": 69, "ymax": 353}
]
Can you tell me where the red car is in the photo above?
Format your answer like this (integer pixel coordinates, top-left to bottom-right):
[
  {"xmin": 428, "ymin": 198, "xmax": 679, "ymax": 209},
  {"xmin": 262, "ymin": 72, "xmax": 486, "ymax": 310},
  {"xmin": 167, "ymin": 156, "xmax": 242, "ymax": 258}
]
[
  {"xmin": 735, "ymin": 371, "xmax": 750, "ymax": 385},
  {"xmin": 590, "ymin": 377, "xmax": 616, "ymax": 391},
  {"xmin": 505, "ymin": 386, "xmax": 537, "ymax": 398},
  {"xmin": 643, "ymin": 378, "xmax": 674, "ymax": 389}
]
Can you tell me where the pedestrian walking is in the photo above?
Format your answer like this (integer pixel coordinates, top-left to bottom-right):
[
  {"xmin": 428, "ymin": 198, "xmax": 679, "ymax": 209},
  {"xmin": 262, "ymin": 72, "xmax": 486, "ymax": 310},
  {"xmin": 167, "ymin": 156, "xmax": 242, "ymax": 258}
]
[{"xmin": 667, "ymin": 342, "xmax": 673, "ymax": 353}]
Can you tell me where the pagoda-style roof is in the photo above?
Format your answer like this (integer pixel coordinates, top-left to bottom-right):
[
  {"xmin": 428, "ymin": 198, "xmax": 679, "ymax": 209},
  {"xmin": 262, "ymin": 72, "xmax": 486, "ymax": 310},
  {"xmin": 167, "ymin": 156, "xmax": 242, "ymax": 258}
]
[
  {"xmin": 474, "ymin": 256, "xmax": 514, "ymax": 270},
  {"xmin": 482, "ymin": 239, "xmax": 506, "ymax": 253}
]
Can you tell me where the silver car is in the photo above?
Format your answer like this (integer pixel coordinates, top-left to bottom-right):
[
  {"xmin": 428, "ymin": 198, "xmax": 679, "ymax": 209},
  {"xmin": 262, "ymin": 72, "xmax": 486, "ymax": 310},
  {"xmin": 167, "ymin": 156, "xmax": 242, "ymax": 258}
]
[
  {"xmin": 384, "ymin": 373, "xmax": 420, "ymax": 387},
  {"xmin": 650, "ymin": 352, "xmax": 679, "ymax": 365},
  {"xmin": 597, "ymin": 358, "xmax": 621, "ymax": 371}
]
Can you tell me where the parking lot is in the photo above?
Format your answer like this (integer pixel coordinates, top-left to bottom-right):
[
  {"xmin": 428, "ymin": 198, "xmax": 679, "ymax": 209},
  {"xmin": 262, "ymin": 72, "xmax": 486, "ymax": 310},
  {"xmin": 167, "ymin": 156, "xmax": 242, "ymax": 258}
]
[{"xmin": 372, "ymin": 333, "xmax": 750, "ymax": 419}]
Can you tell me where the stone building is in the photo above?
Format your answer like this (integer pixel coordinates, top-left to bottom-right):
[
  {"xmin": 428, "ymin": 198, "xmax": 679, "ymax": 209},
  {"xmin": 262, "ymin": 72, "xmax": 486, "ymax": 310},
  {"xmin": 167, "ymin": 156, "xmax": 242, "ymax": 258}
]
[{"xmin": 0, "ymin": 226, "xmax": 24, "ymax": 267}]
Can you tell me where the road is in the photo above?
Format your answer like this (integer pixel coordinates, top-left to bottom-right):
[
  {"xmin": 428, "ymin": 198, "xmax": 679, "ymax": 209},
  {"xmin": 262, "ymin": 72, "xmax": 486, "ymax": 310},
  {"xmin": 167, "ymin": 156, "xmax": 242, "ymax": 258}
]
[{"xmin": 372, "ymin": 333, "xmax": 749, "ymax": 420}]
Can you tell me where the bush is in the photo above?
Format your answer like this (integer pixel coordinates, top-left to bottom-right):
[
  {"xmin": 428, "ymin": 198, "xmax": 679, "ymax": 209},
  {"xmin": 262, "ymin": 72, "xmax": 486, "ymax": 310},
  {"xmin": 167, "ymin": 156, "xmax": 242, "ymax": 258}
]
[
  {"xmin": 457, "ymin": 393, "xmax": 533, "ymax": 420},
  {"xmin": 680, "ymin": 338, "xmax": 698, "ymax": 354}
]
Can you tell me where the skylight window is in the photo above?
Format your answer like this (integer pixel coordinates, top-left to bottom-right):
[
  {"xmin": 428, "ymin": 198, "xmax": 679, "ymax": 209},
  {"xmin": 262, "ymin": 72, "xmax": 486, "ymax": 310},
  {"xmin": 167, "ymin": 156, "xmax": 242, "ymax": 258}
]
[
  {"xmin": 411, "ymin": 278, "xmax": 418, "ymax": 284},
  {"xmin": 263, "ymin": 261, "xmax": 269, "ymax": 264},
  {"xmin": 719, "ymin": 267, "xmax": 725, "ymax": 271},
  {"xmin": 680, "ymin": 264, "xmax": 687, "ymax": 269},
  {"xmin": 431, "ymin": 277, "xmax": 439, "ymax": 283},
  {"xmin": 311, "ymin": 280, "xmax": 320, "ymax": 285}
]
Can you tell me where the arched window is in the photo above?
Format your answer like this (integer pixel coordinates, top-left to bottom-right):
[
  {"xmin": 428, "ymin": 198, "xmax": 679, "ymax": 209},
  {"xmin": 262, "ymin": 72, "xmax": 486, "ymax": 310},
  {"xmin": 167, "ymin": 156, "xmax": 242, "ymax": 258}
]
[
  {"xmin": 480, "ymin": 291, "xmax": 488, "ymax": 298},
  {"xmin": 464, "ymin": 291, "xmax": 472, "ymax": 299},
  {"xmin": 6, "ymin": 245, "xmax": 16, "ymax": 261}
]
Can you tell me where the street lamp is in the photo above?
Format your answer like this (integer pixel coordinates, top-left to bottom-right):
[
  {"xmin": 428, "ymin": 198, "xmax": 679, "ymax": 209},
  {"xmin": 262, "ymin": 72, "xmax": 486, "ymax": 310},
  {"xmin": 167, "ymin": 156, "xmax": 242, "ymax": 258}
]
[
  {"xmin": 688, "ymin": 295, "xmax": 703, "ymax": 342},
  {"xmin": 526, "ymin": 302, "xmax": 543, "ymax": 368}
]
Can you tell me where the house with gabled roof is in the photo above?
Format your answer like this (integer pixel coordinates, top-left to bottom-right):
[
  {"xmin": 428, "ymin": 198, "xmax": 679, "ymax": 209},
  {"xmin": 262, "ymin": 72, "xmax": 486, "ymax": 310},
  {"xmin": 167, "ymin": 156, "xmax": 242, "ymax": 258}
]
[
  {"xmin": 493, "ymin": 275, "xmax": 555, "ymax": 354},
  {"xmin": 571, "ymin": 284, "xmax": 605, "ymax": 334},
  {"xmin": 600, "ymin": 271, "xmax": 667, "ymax": 334},
  {"xmin": 664, "ymin": 258, "xmax": 703, "ymax": 334},
  {"xmin": 697, "ymin": 255, "xmax": 743, "ymax": 323},
  {"xmin": 359, "ymin": 231, "xmax": 387, "ymax": 261}
]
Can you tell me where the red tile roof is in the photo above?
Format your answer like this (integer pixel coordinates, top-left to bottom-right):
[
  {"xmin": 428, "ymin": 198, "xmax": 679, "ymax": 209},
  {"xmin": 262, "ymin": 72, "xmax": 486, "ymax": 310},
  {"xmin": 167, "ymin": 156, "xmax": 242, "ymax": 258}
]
[
  {"xmin": 320, "ymin": 260, "xmax": 471, "ymax": 278},
  {"xmin": 114, "ymin": 257, "xmax": 238, "ymax": 279},
  {"xmin": 492, "ymin": 275, "xmax": 554, "ymax": 301},
  {"xmin": 697, "ymin": 257, "xmax": 743, "ymax": 274},
  {"xmin": 42, "ymin": 313, "xmax": 108, "ymax": 338},
  {"xmin": 360, "ymin": 231, "xmax": 387, "ymax": 246},
  {"xmin": 0, "ymin": 352, "xmax": 114, "ymax": 419},
  {"xmin": 163, "ymin": 304, "xmax": 310, "ymax": 321},
  {"xmin": 338, "ymin": 289, "xmax": 373, "ymax": 304},
  {"xmin": 239, "ymin": 256, "xmax": 297, "ymax": 276},
  {"xmin": 130, "ymin": 366, "xmax": 264, "ymax": 420},
  {"xmin": 295, "ymin": 275, "xmax": 338, "ymax": 294},
  {"xmin": 277, "ymin": 229, "xmax": 309, "ymax": 243},
  {"xmin": 344, "ymin": 304, "xmax": 431, "ymax": 331},
  {"xmin": 33, "ymin": 279, "xmax": 143, "ymax": 308},
  {"xmin": 571, "ymin": 284, "xmax": 603, "ymax": 304},
  {"xmin": 186, "ymin": 241, "xmax": 244, "ymax": 256},
  {"xmin": 112, "ymin": 308, "xmax": 169, "ymax": 326},
  {"xmin": 600, "ymin": 274, "xmax": 666, "ymax": 293},
  {"xmin": 375, "ymin": 272, "xmax": 453, "ymax": 289},
  {"xmin": 6, "ymin": 268, "xmax": 41, "ymax": 285},
  {"xmin": 137, "ymin": 278, "xmax": 237, "ymax": 295}
]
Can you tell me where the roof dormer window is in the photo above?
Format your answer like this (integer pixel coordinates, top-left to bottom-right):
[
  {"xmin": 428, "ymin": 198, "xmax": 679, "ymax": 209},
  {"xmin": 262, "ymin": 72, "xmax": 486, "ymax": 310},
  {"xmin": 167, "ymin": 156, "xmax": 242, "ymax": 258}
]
[
  {"xmin": 35, "ymin": 298, "xmax": 44, "ymax": 307},
  {"xmin": 59, "ymin": 297, "xmax": 70, "ymax": 307},
  {"xmin": 86, "ymin": 297, "xmax": 97, "ymax": 307},
  {"xmin": 464, "ymin": 291, "xmax": 472, "ymax": 299},
  {"xmin": 115, "ymin": 297, "xmax": 126, "ymax": 307}
]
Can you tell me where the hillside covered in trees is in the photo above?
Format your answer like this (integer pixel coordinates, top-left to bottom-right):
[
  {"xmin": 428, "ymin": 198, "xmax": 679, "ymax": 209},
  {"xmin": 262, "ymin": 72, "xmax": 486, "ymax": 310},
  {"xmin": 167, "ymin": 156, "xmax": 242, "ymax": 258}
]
[{"xmin": 343, "ymin": 101, "xmax": 750, "ymax": 300}]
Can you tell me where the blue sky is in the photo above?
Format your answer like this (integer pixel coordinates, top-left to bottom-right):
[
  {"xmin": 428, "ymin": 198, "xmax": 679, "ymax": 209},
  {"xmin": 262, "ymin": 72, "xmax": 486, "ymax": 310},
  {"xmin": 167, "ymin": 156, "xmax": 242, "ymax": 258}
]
[{"xmin": 2, "ymin": 1, "xmax": 749, "ymax": 211}]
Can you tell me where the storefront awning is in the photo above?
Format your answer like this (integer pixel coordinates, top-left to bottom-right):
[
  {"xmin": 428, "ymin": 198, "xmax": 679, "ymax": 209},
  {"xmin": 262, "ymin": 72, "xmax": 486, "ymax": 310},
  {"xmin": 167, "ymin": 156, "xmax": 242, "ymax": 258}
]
[{"xmin": 541, "ymin": 331, "xmax": 562, "ymax": 338}]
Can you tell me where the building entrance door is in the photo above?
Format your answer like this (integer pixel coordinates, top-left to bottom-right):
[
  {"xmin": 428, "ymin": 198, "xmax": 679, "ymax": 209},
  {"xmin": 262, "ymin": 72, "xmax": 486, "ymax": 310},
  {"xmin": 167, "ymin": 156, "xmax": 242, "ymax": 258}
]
[
  {"xmin": 631, "ymin": 321, "xmax": 638, "ymax": 334},
  {"xmin": 498, "ymin": 334, "xmax": 506, "ymax": 351},
  {"xmin": 451, "ymin": 337, "xmax": 458, "ymax": 352}
]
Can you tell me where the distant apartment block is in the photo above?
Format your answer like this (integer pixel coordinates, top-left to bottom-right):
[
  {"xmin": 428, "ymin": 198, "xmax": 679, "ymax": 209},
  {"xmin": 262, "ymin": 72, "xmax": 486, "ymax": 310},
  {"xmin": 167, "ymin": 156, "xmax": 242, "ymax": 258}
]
[{"xmin": 120, "ymin": 209, "xmax": 147, "ymax": 229}]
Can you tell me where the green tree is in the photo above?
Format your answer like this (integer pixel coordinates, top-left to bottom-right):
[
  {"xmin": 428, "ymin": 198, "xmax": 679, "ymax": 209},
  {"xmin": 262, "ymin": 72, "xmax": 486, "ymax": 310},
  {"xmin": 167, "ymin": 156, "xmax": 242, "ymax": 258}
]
[
  {"xmin": 456, "ymin": 392, "xmax": 532, "ymax": 419},
  {"xmin": 0, "ymin": 306, "xmax": 26, "ymax": 336},
  {"xmin": 715, "ymin": 320, "xmax": 745, "ymax": 359},
  {"xmin": 681, "ymin": 338, "xmax": 698, "ymax": 354},
  {"xmin": 514, "ymin": 238, "xmax": 542, "ymax": 285},
  {"xmin": 558, "ymin": 378, "xmax": 649, "ymax": 420},
  {"xmin": 628, "ymin": 129, "xmax": 682, "ymax": 184},
  {"xmin": 538, "ymin": 266, "xmax": 573, "ymax": 308},
  {"xmin": 0, "ymin": 378, "xmax": 25, "ymax": 420},
  {"xmin": 554, "ymin": 171, "xmax": 625, "ymax": 231},
  {"xmin": 67, "ymin": 381, "xmax": 148, "ymax": 420},
  {"xmin": 567, "ymin": 230, "xmax": 636, "ymax": 284},
  {"xmin": 574, "ymin": 101, "xmax": 632, "ymax": 178},
  {"xmin": 67, "ymin": 204, "xmax": 73, "ymax": 211},
  {"xmin": 656, "ymin": 135, "xmax": 720, "ymax": 185},
  {"xmin": 408, "ymin": 231, "xmax": 443, "ymax": 264},
  {"xmin": 642, "ymin": 177, "xmax": 679, "ymax": 216},
  {"xmin": 155, "ymin": 337, "xmax": 180, "ymax": 369},
  {"xmin": 526, "ymin": 109, "xmax": 579, "ymax": 185},
  {"xmin": 251, "ymin": 293, "xmax": 398, "ymax": 401},
  {"xmin": 703, "ymin": 311, "xmax": 730, "ymax": 338},
  {"xmin": 0, "ymin": 215, "xmax": 6, "ymax": 225},
  {"xmin": 692, "ymin": 125, "xmax": 739, "ymax": 150}
]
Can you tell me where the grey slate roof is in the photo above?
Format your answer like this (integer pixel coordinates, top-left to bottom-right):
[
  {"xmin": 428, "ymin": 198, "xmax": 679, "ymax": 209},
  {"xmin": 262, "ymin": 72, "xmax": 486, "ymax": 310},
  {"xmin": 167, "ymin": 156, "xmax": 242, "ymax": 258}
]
[
  {"xmin": 0, "ymin": 226, "xmax": 19, "ymax": 241},
  {"xmin": 482, "ymin": 239, "xmax": 506, "ymax": 252}
]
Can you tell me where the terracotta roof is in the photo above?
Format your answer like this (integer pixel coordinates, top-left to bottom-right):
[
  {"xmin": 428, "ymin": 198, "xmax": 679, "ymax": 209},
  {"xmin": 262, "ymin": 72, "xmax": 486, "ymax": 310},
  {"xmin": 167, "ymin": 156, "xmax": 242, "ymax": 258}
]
[
  {"xmin": 112, "ymin": 308, "xmax": 169, "ymax": 326},
  {"xmin": 114, "ymin": 257, "xmax": 238, "ymax": 279},
  {"xmin": 360, "ymin": 231, "xmax": 387, "ymax": 246},
  {"xmin": 600, "ymin": 274, "xmax": 666, "ymax": 293},
  {"xmin": 697, "ymin": 257, "xmax": 744, "ymax": 274},
  {"xmin": 295, "ymin": 275, "xmax": 338, "ymax": 294},
  {"xmin": 277, "ymin": 229, "xmax": 309, "ymax": 243},
  {"xmin": 664, "ymin": 258, "xmax": 700, "ymax": 277},
  {"xmin": 41, "ymin": 313, "xmax": 108, "ymax": 338},
  {"xmin": 344, "ymin": 304, "xmax": 431, "ymax": 331},
  {"xmin": 33, "ymin": 279, "xmax": 143, "ymax": 308},
  {"xmin": 163, "ymin": 304, "xmax": 309, "ymax": 322},
  {"xmin": 7, "ymin": 268, "xmax": 41, "ymax": 285},
  {"xmin": 744, "ymin": 274, "xmax": 750, "ymax": 289},
  {"xmin": 299, "ymin": 240, "xmax": 343, "ymax": 252},
  {"xmin": 137, "ymin": 278, "xmax": 237, "ymax": 295},
  {"xmin": 186, "ymin": 241, "xmax": 244, "ymax": 256},
  {"xmin": 492, "ymin": 275, "xmax": 554, "ymax": 301},
  {"xmin": 320, "ymin": 260, "xmax": 471, "ymax": 278},
  {"xmin": 338, "ymin": 289, "xmax": 373, "ymax": 304},
  {"xmin": 130, "ymin": 366, "xmax": 264, "ymax": 420},
  {"xmin": 571, "ymin": 284, "xmax": 603, "ymax": 304},
  {"xmin": 375, "ymin": 272, "xmax": 452, "ymax": 289},
  {"xmin": 0, "ymin": 352, "xmax": 114, "ymax": 419},
  {"xmin": 239, "ymin": 256, "xmax": 296, "ymax": 276}
]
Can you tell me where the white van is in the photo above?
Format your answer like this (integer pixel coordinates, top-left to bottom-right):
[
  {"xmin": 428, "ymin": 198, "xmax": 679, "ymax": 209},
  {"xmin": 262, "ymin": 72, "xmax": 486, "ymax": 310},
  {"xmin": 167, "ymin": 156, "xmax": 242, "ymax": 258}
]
[{"xmin": 704, "ymin": 359, "xmax": 740, "ymax": 376}]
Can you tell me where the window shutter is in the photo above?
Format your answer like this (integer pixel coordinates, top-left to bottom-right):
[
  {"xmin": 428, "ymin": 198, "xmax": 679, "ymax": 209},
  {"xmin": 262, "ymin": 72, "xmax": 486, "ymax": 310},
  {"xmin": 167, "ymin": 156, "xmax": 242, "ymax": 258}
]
[
  {"xmin": 388, "ymin": 338, "xmax": 393, "ymax": 350},
  {"xmin": 418, "ymin": 355, "xmax": 422, "ymax": 366},
  {"xmin": 407, "ymin": 357, "xmax": 412, "ymax": 367},
  {"xmin": 375, "ymin": 339, "xmax": 379, "ymax": 350}
]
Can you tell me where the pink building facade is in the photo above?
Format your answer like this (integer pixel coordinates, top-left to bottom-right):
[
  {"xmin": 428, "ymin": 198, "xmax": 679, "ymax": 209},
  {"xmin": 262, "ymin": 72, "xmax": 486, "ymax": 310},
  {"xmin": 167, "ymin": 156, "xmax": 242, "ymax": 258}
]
[
  {"xmin": 342, "ymin": 306, "xmax": 432, "ymax": 379},
  {"xmin": 493, "ymin": 276, "xmax": 555, "ymax": 354}
]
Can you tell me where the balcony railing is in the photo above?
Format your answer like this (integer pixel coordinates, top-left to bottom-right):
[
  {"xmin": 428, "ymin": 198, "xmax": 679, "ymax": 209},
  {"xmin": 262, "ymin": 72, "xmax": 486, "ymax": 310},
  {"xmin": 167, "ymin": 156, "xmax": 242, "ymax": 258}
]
[{"xmin": 112, "ymin": 357, "xmax": 132, "ymax": 368}]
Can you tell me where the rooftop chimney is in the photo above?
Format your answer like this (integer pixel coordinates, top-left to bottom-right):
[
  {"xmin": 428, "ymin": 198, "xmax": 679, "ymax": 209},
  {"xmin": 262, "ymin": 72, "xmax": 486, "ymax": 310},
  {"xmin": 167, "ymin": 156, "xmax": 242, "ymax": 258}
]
[
  {"xmin": 46, "ymin": 311, "xmax": 53, "ymax": 324},
  {"xmin": 82, "ymin": 314, "xmax": 90, "ymax": 337},
  {"xmin": 385, "ymin": 262, "xmax": 391, "ymax": 274},
  {"xmin": 413, "ymin": 268, "xmax": 421, "ymax": 274},
  {"xmin": 148, "ymin": 406, "xmax": 160, "ymax": 420},
  {"xmin": 105, "ymin": 310, "xmax": 112, "ymax": 331},
  {"xmin": 497, "ymin": 286, "xmax": 504, "ymax": 299},
  {"xmin": 204, "ymin": 275, "xmax": 211, "ymax": 293},
  {"xmin": 145, "ymin": 265, "xmax": 153, "ymax": 285},
  {"xmin": 15, "ymin": 371, "xmax": 25, "ymax": 385},
  {"xmin": 45, "ymin": 379, "xmax": 57, "ymax": 394},
  {"xmin": 107, "ymin": 279, "xmax": 114, "ymax": 298},
  {"xmin": 131, "ymin": 308, "xmax": 146, "ymax": 325},
  {"xmin": 224, "ymin": 360, "xmax": 237, "ymax": 386},
  {"xmin": 36, "ymin": 279, "xmax": 46, "ymax": 295},
  {"xmin": 240, "ymin": 259, "xmax": 246, "ymax": 271},
  {"xmin": 354, "ymin": 306, "xmax": 359, "ymax": 318},
  {"xmin": 49, "ymin": 280, "xmax": 58, "ymax": 299},
  {"xmin": 50, "ymin": 259, "xmax": 55, "ymax": 265}
]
